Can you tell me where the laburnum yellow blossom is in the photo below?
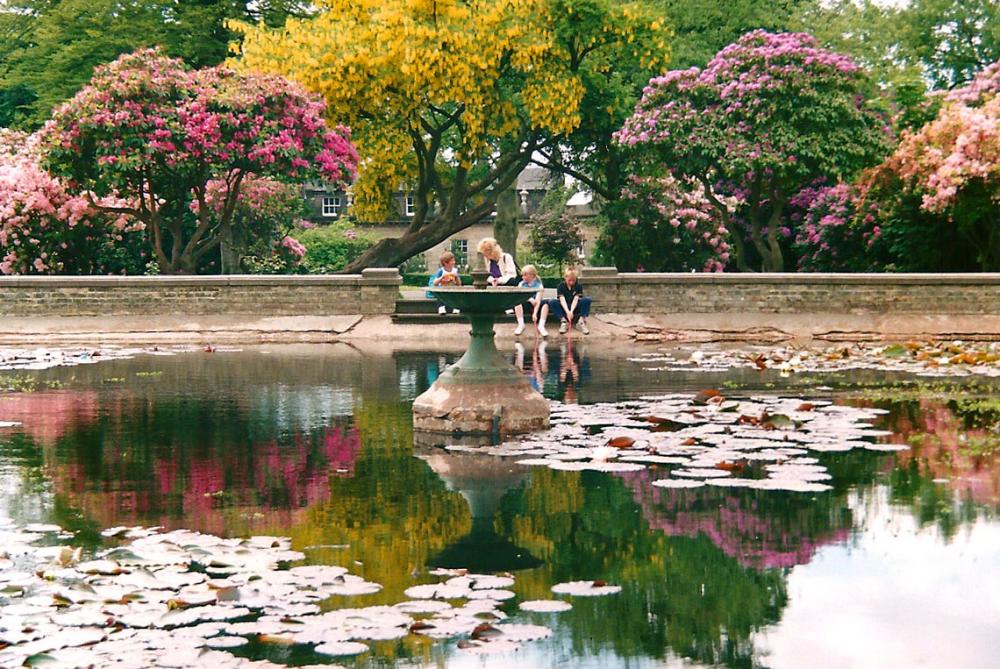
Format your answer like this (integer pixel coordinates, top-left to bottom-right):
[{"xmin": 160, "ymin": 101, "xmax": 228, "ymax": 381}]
[{"xmin": 232, "ymin": 0, "xmax": 669, "ymax": 266}]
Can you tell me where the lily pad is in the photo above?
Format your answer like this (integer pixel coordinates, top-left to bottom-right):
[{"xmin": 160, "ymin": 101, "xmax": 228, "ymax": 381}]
[{"xmin": 551, "ymin": 580, "xmax": 622, "ymax": 597}]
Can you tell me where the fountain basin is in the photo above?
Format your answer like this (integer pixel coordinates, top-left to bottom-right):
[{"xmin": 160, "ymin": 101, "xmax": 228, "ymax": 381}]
[{"xmin": 428, "ymin": 286, "xmax": 539, "ymax": 314}]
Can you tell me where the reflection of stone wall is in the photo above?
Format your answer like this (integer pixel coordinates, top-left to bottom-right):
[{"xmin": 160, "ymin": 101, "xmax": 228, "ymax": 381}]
[{"xmin": 0, "ymin": 270, "xmax": 401, "ymax": 317}]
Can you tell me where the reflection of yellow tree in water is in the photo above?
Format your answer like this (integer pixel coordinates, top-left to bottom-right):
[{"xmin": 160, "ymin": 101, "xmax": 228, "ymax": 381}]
[
  {"xmin": 284, "ymin": 399, "xmax": 471, "ymax": 605},
  {"xmin": 496, "ymin": 467, "xmax": 787, "ymax": 668}
]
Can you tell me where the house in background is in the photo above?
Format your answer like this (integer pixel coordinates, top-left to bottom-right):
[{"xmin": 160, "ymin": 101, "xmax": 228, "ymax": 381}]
[{"xmin": 303, "ymin": 166, "xmax": 600, "ymax": 272}]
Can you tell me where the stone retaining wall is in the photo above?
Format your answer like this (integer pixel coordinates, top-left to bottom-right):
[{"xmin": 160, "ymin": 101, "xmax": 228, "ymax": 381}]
[
  {"xmin": 1, "ymin": 269, "xmax": 998, "ymax": 341},
  {"xmin": 580, "ymin": 268, "xmax": 1000, "ymax": 316},
  {"xmin": 0, "ymin": 269, "xmax": 401, "ymax": 318}
]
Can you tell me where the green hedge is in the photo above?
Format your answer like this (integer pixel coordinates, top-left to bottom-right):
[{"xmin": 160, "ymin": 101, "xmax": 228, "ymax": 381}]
[{"xmin": 297, "ymin": 222, "xmax": 376, "ymax": 273}]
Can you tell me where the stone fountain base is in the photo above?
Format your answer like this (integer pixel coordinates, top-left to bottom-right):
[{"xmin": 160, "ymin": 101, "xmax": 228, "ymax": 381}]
[
  {"xmin": 412, "ymin": 283, "xmax": 551, "ymax": 442},
  {"xmin": 412, "ymin": 378, "xmax": 549, "ymax": 437}
]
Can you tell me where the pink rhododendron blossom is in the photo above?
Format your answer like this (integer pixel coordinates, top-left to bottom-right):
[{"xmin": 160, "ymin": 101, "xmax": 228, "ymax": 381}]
[
  {"xmin": 0, "ymin": 130, "xmax": 141, "ymax": 275},
  {"xmin": 862, "ymin": 59, "xmax": 1000, "ymax": 269},
  {"xmin": 615, "ymin": 31, "xmax": 890, "ymax": 271},
  {"xmin": 39, "ymin": 48, "xmax": 358, "ymax": 274},
  {"xmin": 280, "ymin": 235, "xmax": 307, "ymax": 258},
  {"xmin": 601, "ymin": 173, "xmax": 734, "ymax": 272}
]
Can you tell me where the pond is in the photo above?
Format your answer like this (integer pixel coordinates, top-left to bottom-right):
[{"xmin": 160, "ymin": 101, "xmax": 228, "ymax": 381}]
[{"xmin": 0, "ymin": 341, "xmax": 998, "ymax": 668}]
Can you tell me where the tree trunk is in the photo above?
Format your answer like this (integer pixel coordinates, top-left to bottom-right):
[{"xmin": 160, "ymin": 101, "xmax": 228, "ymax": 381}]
[
  {"xmin": 219, "ymin": 224, "xmax": 240, "ymax": 274},
  {"xmin": 494, "ymin": 187, "xmax": 519, "ymax": 261},
  {"xmin": 343, "ymin": 209, "xmax": 492, "ymax": 272},
  {"xmin": 764, "ymin": 196, "xmax": 786, "ymax": 272}
]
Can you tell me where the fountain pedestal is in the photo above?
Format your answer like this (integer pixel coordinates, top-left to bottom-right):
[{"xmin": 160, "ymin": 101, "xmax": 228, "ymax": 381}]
[{"xmin": 412, "ymin": 283, "xmax": 549, "ymax": 439}]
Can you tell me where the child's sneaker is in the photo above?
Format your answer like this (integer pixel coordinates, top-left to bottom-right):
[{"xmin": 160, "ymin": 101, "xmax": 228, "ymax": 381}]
[
  {"xmin": 578, "ymin": 321, "xmax": 590, "ymax": 335},
  {"xmin": 558, "ymin": 320, "xmax": 568, "ymax": 334},
  {"xmin": 513, "ymin": 323, "xmax": 525, "ymax": 336},
  {"xmin": 452, "ymin": 308, "xmax": 461, "ymax": 314},
  {"xmin": 538, "ymin": 324, "xmax": 549, "ymax": 338},
  {"xmin": 438, "ymin": 305, "xmax": 447, "ymax": 314}
]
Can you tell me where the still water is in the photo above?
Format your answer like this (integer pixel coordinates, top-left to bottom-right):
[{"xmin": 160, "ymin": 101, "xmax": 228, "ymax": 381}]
[{"xmin": 0, "ymin": 342, "xmax": 998, "ymax": 668}]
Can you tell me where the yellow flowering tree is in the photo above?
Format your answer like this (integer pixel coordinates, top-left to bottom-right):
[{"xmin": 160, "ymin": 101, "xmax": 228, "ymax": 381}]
[{"xmin": 233, "ymin": 0, "xmax": 668, "ymax": 269}]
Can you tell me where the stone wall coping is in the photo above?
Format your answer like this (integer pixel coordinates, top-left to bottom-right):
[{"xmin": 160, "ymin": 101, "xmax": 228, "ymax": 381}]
[
  {"xmin": 579, "ymin": 269, "xmax": 1000, "ymax": 286},
  {"xmin": 360, "ymin": 268, "xmax": 404, "ymax": 286},
  {"xmin": 0, "ymin": 274, "xmax": 408, "ymax": 288}
]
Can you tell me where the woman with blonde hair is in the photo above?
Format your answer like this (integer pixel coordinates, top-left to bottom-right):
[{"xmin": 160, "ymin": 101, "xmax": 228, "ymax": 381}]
[{"xmin": 477, "ymin": 237, "xmax": 518, "ymax": 287}]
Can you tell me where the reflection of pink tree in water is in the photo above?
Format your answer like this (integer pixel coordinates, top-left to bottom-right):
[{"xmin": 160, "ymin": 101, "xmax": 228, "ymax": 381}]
[
  {"xmin": 48, "ymin": 416, "xmax": 361, "ymax": 536},
  {"xmin": 0, "ymin": 391, "xmax": 100, "ymax": 446},
  {"xmin": 620, "ymin": 469, "xmax": 850, "ymax": 570},
  {"xmin": 880, "ymin": 399, "xmax": 999, "ymax": 505}
]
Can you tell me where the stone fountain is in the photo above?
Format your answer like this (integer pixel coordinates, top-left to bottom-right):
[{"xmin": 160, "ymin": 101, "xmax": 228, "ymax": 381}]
[{"xmin": 412, "ymin": 269, "xmax": 550, "ymax": 440}]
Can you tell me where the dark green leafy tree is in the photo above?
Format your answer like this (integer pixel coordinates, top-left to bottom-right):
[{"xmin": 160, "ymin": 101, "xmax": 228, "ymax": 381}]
[
  {"xmin": 0, "ymin": 0, "xmax": 310, "ymax": 128},
  {"xmin": 904, "ymin": 0, "xmax": 1000, "ymax": 89},
  {"xmin": 659, "ymin": 0, "xmax": 811, "ymax": 69},
  {"xmin": 527, "ymin": 186, "xmax": 585, "ymax": 274}
]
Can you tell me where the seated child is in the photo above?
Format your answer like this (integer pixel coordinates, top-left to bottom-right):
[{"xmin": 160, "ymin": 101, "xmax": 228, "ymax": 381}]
[
  {"xmin": 426, "ymin": 251, "xmax": 462, "ymax": 314},
  {"xmin": 513, "ymin": 265, "xmax": 544, "ymax": 336},
  {"xmin": 537, "ymin": 267, "xmax": 591, "ymax": 336}
]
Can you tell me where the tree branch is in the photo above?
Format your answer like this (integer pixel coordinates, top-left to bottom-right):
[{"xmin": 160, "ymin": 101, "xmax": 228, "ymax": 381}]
[{"xmin": 531, "ymin": 151, "xmax": 616, "ymax": 200}]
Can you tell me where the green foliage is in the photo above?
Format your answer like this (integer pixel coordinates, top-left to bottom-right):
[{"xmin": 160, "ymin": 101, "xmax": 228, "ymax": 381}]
[
  {"xmin": 792, "ymin": 0, "xmax": 997, "ymax": 132},
  {"xmin": 0, "ymin": 0, "xmax": 309, "ymax": 128},
  {"xmin": 297, "ymin": 222, "xmax": 377, "ymax": 274},
  {"xmin": 526, "ymin": 186, "xmax": 585, "ymax": 273},
  {"xmin": 905, "ymin": 0, "xmax": 1000, "ymax": 89},
  {"xmin": 662, "ymin": 0, "xmax": 809, "ymax": 69},
  {"xmin": 398, "ymin": 253, "xmax": 427, "ymax": 275}
]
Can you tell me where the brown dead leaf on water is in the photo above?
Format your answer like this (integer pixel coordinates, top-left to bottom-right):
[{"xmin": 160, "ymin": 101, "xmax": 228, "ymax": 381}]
[
  {"xmin": 693, "ymin": 389, "xmax": 723, "ymax": 405},
  {"xmin": 606, "ymin": 436, "xmax": 636, "ymax": 448}
]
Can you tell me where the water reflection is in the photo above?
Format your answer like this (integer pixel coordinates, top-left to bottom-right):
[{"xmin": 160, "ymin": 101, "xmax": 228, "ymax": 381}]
[
  {"xmin": 0, "ymin": 344, "xmax": 997, "ymax": 668},
  {"xmin": 493, "ymin": 466, "xmax": 786, "ymax": 666}
]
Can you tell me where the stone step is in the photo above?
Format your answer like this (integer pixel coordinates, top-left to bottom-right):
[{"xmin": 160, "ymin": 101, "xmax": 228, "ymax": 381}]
[
  {"xmin": 395, "ymin": 299, "xmax": 441, "ymax": 314},
  {"xmin": 391, "ymin": 313, "xmax": 521, "ymax": 324}
]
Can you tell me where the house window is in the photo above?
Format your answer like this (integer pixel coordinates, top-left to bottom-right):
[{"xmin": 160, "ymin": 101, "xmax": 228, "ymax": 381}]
[
  {"xmin": 576, "ymin": 243, "xmax": 586, "ymax": 259},
  {"xmin": 451, "ymin": 239, "xmax": 469, "ymax": 268},
  {"xmin": 322, "ymin": 196, "xmax": 341, "ymax": 217},
  {"xmin": 405, "ymin": 195, "xmax": 416, "ymax": 217}
]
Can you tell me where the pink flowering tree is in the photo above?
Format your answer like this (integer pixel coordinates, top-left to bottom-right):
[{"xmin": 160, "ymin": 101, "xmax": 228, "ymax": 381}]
[
  {"xmin": 194, "ymin": 175, "xmax": 307, "ymax": 273},
  {"xmin": 791, "ymin": 183, "xmax": 887, "ymax": 271},
  {"xmin": 615, "ymin": 31, "xmax": 892, "ymax": 271},
  {"xmin": 867, "ymin": 61, "xmax": 1000, "ymax": 270},
  {"xmin": 597, "ymin": 174, "xmax": 734, "ymax": 272},
  {"xmin": 39, "ymin": 49, "xmax": 358, "ymax": 274},
  {"xmin": 0, "ymin": 130, "xmax": 145, "ymax": 275}
]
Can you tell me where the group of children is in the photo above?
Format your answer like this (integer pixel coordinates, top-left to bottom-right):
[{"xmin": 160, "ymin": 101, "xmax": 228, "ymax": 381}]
[{"xmin": 427, "ymin": 238, "xmax": 592, "ymax": 337}]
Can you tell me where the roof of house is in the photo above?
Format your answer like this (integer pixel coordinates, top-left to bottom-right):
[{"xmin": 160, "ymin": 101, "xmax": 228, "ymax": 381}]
[{"xmin": 516, "ymin": 165, "xmax": 551, "ymax": 191}]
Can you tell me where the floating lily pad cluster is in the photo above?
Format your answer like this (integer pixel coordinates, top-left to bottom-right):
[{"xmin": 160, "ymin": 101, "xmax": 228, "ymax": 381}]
[
  {"xmin": 447, "ymin": 393, "xmax": 908, "ymax": 492},
  {"xmin": 629, "ymin": 341, "xmax": 1000, "ymax": 378},
  {"xmin": 0, "ymin": 346, "xmax": 179, "ymax": 372},
  {"xmin": 0, "ymin": 523, "xmax": 615, "ymax": 666}
]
